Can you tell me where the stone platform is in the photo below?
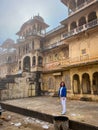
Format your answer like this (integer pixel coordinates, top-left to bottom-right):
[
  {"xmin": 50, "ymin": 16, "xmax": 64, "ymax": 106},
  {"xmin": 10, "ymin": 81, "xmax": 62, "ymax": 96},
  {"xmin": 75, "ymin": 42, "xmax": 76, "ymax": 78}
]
[{"xmin": 1, "ymin": 96, "xmax": 98, "ymax": 127}]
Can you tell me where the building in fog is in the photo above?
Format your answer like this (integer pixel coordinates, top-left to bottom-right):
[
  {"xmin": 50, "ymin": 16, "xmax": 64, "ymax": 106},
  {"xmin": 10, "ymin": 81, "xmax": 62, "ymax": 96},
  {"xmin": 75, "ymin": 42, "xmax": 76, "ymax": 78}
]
[
  {"xmin": 0, "ymin": 39, "xmax": 17, "ymax": 77},
  {"xmin": 0, "ymin": 0, "xmax": 98, "ymax": 101}
]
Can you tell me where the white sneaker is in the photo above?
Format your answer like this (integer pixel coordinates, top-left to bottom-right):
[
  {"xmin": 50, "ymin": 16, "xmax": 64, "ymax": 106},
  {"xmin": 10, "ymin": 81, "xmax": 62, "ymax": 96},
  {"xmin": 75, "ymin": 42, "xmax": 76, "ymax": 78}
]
[{"xmin": 61, "ymin": 112, "xmax": 66, "ymax": 115}]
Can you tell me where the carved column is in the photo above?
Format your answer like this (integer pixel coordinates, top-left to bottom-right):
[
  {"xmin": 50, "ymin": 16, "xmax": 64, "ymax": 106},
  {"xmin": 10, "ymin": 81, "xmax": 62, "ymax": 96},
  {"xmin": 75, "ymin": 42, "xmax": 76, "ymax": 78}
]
[
  {"xmin": 70, "ymin": 75, "xmax": 74, "ymax": 94},
  {"xmin": 80, "ymin": 75, "xmax": 83, "ymax": 94},
  {"xmin": 89, "ymin": 74, "xmax": 94, "ymax": 95}
]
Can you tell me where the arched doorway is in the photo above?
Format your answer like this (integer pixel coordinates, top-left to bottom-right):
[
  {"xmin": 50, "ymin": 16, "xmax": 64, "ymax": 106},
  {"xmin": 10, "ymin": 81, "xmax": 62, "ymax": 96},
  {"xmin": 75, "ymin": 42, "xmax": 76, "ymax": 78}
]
[
  {"xmin": 23, "ymin": 56, "xmax": 31, "ymax": 72},
  {"xmin": 48, "ymin": 77, "xmax": 54, "ymax": 91},
  {"xmin": 73, "ymin": 74, "xmax": 80, "ymax": 94},
  {"xmin": 82, "ymin": 73, "xmax": 91, "ymax": 94},
  {"xmin": 93, "ymin": 72, "xmax": 98, "ymax": 94}
]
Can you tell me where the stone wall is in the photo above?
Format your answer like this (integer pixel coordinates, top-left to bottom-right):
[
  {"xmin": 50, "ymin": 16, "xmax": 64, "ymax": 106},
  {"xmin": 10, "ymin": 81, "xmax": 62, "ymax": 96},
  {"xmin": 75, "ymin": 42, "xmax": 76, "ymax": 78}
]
[{"xmin": 0, "ymin": 77, "xmax": 30, "ymax": 100}]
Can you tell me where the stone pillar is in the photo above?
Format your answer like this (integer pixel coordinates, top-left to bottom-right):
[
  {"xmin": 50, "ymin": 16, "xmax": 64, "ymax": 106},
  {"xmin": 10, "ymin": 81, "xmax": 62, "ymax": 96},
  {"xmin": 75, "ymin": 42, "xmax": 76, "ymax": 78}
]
[
  {"xmin": 34, "ymin": 71, "xmax": 41, "ymax": 96},
  {"xmin": 30, "ymin": 56, "xmax": 32, "ymax": 70},
  {"xmin": 85, "ymin": 15, "xmax": 88, "ymax": 23},
  {"xmin": 54, "ymin": 116, "xmax": 69, "ymax": 130},
  {"xmin": 68, "ymin": 23, "xmax": 70, "ymax": 32},
  {"xmin": 75, "ymin": 0, "xmax": 77, "ymax": 8},
  {"xmin": 70, "ymin": 75, "xmax": 74, "ymax": 94},
  {"xmin": 80, "ymin": 75, "xmax": 83, "ymax": 94},
  {"xmin": 36, "ymin": 51, "xmax": 39, "ymax": 66},
  {"xmin": 21, "ymin": 59, "xmax": 23, "ymax": 72},
  {"xmin": 96, "ymin": 10, "xmax": 98, "ymax": 18},
  {"xmin": 89, "ymin": 74, "xmax": 94, "ymax": 95}
]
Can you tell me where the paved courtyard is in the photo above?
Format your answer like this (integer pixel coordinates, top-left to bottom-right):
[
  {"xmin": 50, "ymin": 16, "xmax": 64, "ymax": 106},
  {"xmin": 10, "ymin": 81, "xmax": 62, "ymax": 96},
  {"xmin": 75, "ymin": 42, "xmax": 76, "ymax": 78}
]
[{"xmin": 1, "ymin": 96, "xmax": 98, "ymax": 127}]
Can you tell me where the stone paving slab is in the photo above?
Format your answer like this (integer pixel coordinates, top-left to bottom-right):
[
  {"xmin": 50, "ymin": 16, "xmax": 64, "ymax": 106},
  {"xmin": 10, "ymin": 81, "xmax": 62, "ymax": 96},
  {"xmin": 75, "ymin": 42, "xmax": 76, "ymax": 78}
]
[{"xmin": 1, "ymin": 96, "xmax": 98, "ymax": 127}]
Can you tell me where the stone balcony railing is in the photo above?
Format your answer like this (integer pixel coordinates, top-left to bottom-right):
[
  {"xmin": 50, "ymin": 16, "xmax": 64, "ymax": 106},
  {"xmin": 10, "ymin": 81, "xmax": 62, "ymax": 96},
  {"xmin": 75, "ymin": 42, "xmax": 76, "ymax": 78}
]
[
  {"xmin": 69, "ymin": 0, "xmax": 97, "ymax": 16},
  {"xmin": 43, "ymin": 55, "xmax": 98, "ymax": 71},
  {"xmin": 42, "ymin": 40, "xmax": 66, "ymax": 51},
  {"xmin": 17, "ymin": 32, "xmax": 45, "ymax": 43},
  {"xmin": 62, "ymin": 18, "xmax": 98, "ymax": 39},
  {"xmin": 17, "ymin": 38, "xmax": 25, "ymax": 43},
  {"xmin": 43, "ymin": 18, "xmax": 98, "ymax": 51}
]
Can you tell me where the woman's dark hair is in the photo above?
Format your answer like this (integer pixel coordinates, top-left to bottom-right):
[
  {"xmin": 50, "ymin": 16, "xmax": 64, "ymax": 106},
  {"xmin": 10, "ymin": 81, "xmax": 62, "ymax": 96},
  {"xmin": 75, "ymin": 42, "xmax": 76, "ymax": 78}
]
[{"xmin": 60, "ymin": 81, "xmax": 65, "ymax": 87}]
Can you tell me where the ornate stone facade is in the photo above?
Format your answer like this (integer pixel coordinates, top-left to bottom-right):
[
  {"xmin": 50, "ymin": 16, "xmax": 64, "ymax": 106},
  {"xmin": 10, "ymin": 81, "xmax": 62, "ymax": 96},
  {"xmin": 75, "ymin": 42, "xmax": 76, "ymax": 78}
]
[{"xmin": 0, "ymin": 0, "xmax": 98, "ymax": 101}]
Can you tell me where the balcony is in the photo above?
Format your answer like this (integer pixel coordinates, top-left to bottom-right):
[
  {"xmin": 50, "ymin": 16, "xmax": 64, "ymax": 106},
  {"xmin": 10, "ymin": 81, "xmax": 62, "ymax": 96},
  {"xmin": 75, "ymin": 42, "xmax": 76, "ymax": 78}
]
[
  {"xmin": 43, "ymin": 54, "xmax": 98, "ymax": 71},
  {"xmin": 17, "ymin": 39, "xmax": 25, "ymax": 43},
  {"xmin": 26, "ymin": 31, "xmax": 45, "ymax": 37},
  {"xmin": 42, "ymin": 40, "xmax": 66, "ymax": 51},
  {"xmin": 69, "ymin": 0, "xmax": 97, "ymax": 16},
  {"xmin": 43, "ymin": 19, "xmax": 98, "ymax": 51},
  {"xmin": 62, "ymin": 18, "xmax": 98, "ymax": 39}
]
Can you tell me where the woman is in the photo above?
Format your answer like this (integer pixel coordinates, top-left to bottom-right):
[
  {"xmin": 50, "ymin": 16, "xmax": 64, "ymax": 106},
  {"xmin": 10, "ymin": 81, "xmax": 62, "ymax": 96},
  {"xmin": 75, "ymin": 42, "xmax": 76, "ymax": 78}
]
[{"xmin": 58, "ymin": 81, "xmax": 67, "ymax": 115}]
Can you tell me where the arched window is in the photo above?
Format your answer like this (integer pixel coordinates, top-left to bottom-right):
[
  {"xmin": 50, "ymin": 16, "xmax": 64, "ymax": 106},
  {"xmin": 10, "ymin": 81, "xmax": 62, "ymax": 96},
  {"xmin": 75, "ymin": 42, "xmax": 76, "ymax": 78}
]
[
  {"xmin": 93, "ymin": 72, "xmax": 98, "ymax": 95},
  {"xmin": 70, "ymin": 21, "xmax": 77, "ymax": 30},
  {"xmin": 38, "ymin": 56, "xmax": 43, "ymax": 66},
  {"xmin": 73, "ymin": 74, "xmax": 80, "ymax": 94},
  {"xmin": 79, "ymin": 16, "xmax": 86, "ymax": 26},
  {"xmin": 32, "ymin": 56, "xmax": 36, "ymax": 66},
  {"xmin": 88, "ymin": 11, "xmax": 97, "ymax": 22},
  {"xmin": 8, "ymin": 56, "xmax": 12, "ymax": 63},
  {"xmin": 23, "ymin": 56, "xmax": 30, "ymax": 72}
]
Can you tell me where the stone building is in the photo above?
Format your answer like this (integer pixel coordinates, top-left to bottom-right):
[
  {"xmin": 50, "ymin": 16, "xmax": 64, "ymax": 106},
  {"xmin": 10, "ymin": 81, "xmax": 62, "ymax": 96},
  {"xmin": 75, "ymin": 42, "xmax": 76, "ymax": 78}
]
[
  {"xmin": 0, "ymin": 0, "xmax": 98, "ymax": 101},
  {"xmin": 0, "ymin": 39, "xmax": 17, "ymax": 77}
]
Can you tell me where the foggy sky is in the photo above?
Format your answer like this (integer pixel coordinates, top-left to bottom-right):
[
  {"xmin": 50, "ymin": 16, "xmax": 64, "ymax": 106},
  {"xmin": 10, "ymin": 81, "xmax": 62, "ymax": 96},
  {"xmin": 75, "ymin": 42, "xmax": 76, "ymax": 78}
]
[{"xmin": 0, "ymin": 0, "xmax": 68, "ymax": 44}]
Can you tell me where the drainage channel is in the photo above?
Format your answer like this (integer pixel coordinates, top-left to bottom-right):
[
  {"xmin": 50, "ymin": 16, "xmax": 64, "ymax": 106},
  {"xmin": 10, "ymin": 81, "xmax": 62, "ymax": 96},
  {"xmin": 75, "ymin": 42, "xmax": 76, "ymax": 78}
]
[{"xmin": 1, "ymin": 103, "xmax": 98, "ymax": 130}]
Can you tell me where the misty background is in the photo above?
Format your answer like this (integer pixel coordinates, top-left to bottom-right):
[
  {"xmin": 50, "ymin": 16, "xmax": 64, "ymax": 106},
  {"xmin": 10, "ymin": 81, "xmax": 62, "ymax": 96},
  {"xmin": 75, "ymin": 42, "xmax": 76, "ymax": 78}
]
[{"xmin": 0, "ymin": 0, "xmax": 68, "ymax": 44}]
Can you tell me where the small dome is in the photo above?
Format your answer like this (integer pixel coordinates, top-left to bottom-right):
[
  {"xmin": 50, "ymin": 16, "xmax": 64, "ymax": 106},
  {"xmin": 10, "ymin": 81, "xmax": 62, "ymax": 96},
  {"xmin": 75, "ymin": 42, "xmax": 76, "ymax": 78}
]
[{"xmin": 33, "ymin": 15, "xmax": 44, "ymax": 22}]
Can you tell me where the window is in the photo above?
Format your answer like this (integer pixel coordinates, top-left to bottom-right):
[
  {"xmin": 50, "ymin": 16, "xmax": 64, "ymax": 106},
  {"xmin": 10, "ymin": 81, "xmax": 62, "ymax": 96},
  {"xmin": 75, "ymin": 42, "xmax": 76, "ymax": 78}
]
[
  {"xmin": 8, "ymin": 56, "xmax": 12, "ymax": 63},
  {"xmin": 81, "ymin": 49, "xmax": 86, "ymax": 54},
  {"xmin": 32, "ymin": 56, "xmax": 36, "ymax": 66},
  {"xmin": 32, "ymin": 40, "xmax": 34, "ymax": 50},
  {"xmin": 38, "ymin": 56, "xmax": 43, "ymax": 66}
]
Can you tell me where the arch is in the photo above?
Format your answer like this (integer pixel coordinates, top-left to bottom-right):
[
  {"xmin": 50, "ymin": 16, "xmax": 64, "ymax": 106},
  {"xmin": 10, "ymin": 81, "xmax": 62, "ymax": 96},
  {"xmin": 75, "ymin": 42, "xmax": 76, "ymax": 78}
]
[
  {"xmin": 38, "ymin": 56, "xmax": 43, "ymax": 66},
  {"xmin": 23, "ymin": 56, "xmax": 30, "ymax": 72},
  {"xmin": 70, "ymin": 21, "xmax": 77, "ymax": 30},
  {"xmin": 82, "ymin": 73, "xmax": 91, "ymax": 94},
  {"xmin": 93, "ymin": 72, "xmax": 98, "ymax": 95},
  {"xmin": 64, "ymin": 74, "xmax": 71, "ymax": 90},
  {"xmin": 32, "ymin": 56, "xmax": 36, "ymax": 66},
  {"xmin": 73, "ymin": 74, "xmax": 80, "ymax": 94},
  {"xmin": 88, "ymin": 11, "xmax": 97, "ymax": 22},
  {"xmin": 79, "ymin": 16, "xmax": 86, "ymax": 26},
  {"xmin": 8, "ymin": 56, "xmax": 12, "ymax": 63},
  {"xmin": 48, "ymin": 77, "xmax": 54, "ymax": 90}
]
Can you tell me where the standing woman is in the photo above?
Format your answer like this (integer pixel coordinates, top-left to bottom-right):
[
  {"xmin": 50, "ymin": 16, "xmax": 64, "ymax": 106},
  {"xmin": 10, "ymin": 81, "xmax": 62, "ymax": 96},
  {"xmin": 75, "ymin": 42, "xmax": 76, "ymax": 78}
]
[{"xmin": 58, "ymin": 81, "xmax": 67, "ymax": 115}]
